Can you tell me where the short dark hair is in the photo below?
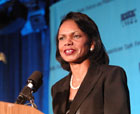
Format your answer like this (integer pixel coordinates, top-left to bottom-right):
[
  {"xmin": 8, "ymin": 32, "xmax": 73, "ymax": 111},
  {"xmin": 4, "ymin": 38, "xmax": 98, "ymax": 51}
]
[{"xmin": 56, "ymin": 12, "xmax": 109, "ymax": 71}]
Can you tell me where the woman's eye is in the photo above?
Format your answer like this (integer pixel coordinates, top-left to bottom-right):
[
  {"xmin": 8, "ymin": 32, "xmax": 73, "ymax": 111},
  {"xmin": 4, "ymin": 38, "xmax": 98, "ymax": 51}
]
[
  {"xmin": 74, "ymin": 35, "xmax": 81, "ymax": 39},
  {"xmin": 58, "ymin": 37, "xmax": 64, "ymax": 40}
]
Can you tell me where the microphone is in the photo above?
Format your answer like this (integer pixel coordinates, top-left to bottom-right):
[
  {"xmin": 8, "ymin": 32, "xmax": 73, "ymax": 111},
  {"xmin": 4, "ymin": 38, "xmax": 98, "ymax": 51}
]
[{"xmin": 15, "ymin": 71, "xmax": 43, "ymax": 105}]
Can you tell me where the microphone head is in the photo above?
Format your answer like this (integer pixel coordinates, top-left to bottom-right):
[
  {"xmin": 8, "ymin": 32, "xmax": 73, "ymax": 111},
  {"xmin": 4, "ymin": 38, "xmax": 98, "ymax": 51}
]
[{"xmin": 27, "ymin": 71, "xmax": 43, "ymax": 92}]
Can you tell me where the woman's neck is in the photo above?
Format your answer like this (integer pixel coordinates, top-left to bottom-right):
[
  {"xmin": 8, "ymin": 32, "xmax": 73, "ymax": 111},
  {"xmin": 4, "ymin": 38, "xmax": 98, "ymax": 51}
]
[{"xmin": 70, "ymin": 59, "xmax": 90, "ymax": 79}]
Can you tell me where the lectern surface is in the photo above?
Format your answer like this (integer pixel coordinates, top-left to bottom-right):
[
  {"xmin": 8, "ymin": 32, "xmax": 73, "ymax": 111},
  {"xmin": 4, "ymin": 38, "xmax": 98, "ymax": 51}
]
[{"xmin": 0, "ymin": 101, "xmax": 44, "ymax": 114}]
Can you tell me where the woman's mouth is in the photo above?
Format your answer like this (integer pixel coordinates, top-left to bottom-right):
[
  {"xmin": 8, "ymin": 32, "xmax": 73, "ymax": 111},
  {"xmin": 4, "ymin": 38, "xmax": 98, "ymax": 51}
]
[{"xmin": 64, "ymin": 49, "xmax": 75, "ymax": 55}]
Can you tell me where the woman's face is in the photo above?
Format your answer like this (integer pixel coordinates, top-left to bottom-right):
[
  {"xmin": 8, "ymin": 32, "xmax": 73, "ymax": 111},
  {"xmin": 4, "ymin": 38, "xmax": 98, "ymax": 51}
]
[{"xmin": 58, "ymin": 20, "xmax": 93, "ymax": 63}]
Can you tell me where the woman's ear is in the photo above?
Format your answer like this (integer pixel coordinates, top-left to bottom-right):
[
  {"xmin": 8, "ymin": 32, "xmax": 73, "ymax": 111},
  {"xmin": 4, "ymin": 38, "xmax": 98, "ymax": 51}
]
[{"xmin": 90, "ymin": 41, "xmax": 95, "ymax": 52}]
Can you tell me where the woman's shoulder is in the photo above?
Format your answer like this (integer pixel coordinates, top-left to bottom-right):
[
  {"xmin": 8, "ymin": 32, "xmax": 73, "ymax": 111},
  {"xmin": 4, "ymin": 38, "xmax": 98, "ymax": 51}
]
[
  {"xmin": 99, "ymin": 64, "xmax": 125, "ymax": 73},
  {"xmin": 98, "ymin": 64, "xmax": 127, "ymax": 82},
  {"xmin": 52, "ymin": 73, "xmax": 70, "ymax": 89},
  {"xmin": 96, "ymin": 64, "xmax": 127, "ymax": 79}
]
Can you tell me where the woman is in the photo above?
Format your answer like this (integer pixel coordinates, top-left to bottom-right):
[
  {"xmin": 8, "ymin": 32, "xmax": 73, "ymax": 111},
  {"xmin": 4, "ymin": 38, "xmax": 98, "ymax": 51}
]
[{"xmin": 51, "ymin": 12, "xmax": 130, "ymax": 114}]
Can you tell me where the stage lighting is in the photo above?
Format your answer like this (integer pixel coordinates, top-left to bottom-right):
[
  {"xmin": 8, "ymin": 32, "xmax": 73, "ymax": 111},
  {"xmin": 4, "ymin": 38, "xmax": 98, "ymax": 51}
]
[
  {"xmin": 0, "ymin": 1, "xmax": 28, "ymax": 35},
  {"xmin": 0, "ymin": 0, "xmax": 10, "ymax": 6},
  {"xmin": 21, "ymin": 8, "xmax": 47, "ymax": 36}
]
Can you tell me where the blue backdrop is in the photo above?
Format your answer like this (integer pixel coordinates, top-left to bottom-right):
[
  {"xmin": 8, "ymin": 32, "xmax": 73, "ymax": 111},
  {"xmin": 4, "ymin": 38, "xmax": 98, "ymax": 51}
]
[
  {"xmin": 49, "ymin": 0, "xmax": 140, "ymax": 114},
  {"xmin": 0, "ymin": 30, "xmax": 50, "ymax": 114},
  {"xmin": 0, "ymin": 0, "xmax": 51, "ymax": 114}
]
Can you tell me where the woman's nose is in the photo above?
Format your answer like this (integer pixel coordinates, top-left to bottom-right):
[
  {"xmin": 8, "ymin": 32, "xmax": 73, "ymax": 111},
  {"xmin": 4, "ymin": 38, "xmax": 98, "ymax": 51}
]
[{"xmin": 64, "ymin": 38, "xmax": 73, "ymax": 46}]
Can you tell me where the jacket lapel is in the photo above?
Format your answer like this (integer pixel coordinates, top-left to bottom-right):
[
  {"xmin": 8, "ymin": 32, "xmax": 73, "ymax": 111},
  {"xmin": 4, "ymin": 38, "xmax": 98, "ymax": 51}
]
[
  {"xmin": 69, "ymin": 64, "xmax": 103, "ymax": 114},
  {"xmin": 55, "ymin": 74, "xmax": 71, "ymax": 113}
]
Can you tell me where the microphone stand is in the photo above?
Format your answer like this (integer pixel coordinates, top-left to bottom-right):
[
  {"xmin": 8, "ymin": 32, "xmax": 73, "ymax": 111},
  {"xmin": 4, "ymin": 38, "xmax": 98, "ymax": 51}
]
[
  {"xmin": 29, "ymin": 99, "xmax": 37, "ymax": 109},
  {"xmin": 15, "ymin": 71, "xmax": 43, "ymax": 109},
  {"xmin": 15, "ymin": 86, "xmax": 37, "ymax": 109}
]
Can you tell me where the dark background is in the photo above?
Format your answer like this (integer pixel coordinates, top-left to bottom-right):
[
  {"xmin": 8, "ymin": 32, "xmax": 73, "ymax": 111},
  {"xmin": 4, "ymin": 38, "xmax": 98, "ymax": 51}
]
[{"xmin": 0, "ymin": 0, "xmax": 60, "ymax": 113}]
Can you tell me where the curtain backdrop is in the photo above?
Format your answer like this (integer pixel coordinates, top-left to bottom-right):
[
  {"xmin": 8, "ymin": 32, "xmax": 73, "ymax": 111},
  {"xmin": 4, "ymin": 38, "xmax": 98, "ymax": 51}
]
[{"xmin": 0, "ymin": 29, "xmax": 50, "ymax": 114}]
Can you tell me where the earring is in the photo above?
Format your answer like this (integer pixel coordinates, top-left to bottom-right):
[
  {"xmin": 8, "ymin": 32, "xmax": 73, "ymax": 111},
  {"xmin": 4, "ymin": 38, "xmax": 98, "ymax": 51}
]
[{"xmin": 90, "ymin": 48, "xmax": 93, "ymax": 51}]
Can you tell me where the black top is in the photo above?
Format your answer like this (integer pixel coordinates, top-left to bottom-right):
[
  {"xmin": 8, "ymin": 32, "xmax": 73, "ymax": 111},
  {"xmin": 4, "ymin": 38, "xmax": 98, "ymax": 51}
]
[{"xmin": 66, "ymin": 100, "xmax": 73, "ymax": 114}]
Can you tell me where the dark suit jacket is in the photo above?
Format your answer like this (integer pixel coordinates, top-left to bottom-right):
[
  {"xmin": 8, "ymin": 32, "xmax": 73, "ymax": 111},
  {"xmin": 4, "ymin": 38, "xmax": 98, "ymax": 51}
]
[{"xmin": 51, "ymin": 64, "xmax": 130, "ymax": 114}]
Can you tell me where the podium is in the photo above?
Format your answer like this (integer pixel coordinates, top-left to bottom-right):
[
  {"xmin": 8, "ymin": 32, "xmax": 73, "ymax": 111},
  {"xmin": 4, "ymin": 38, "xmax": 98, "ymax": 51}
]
[{"xmin": 0, "ymin": 101, "xmax": 44, "ymax": 114}]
